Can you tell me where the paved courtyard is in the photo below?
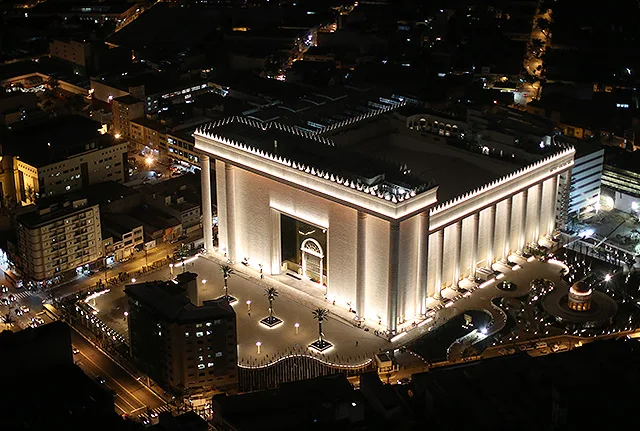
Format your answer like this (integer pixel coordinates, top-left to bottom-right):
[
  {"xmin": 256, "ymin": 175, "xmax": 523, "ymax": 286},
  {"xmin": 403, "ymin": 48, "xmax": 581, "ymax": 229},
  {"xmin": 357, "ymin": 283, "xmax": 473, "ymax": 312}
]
[
  {"xmin": 92, "ymin": 254, "xmax": 390, "ymax": 367},
  {"xmin": 91, "ymin": 246, "xmax": 584, "ymax": 370}
]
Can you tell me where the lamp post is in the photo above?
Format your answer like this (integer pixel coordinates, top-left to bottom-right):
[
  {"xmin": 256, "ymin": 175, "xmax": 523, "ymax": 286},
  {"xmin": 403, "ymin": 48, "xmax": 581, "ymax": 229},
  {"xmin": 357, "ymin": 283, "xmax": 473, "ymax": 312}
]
[
  {"xmin": 169, "ymin": 263, "xmax": 174, "ymax": 275},
  {"xmin": 131, "ymin": 278, "xmax": 136, "ymax": 283},
  {"xmin": 294, "ymin": 322, "xmax": 299, "ymax": 335},
  {"xmin": 256, "ymin": 341, "xmax": 261, "ymax": 354},
  {"xmin": 246, "ymin": 300, "xmax": 251, "ymax": 312}
]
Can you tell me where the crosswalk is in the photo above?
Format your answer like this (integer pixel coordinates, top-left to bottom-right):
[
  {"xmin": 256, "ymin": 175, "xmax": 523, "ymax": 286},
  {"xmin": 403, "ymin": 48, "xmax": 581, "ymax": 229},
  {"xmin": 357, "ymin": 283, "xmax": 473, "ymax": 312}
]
[
  {"xmin": 12, "ymin": 291, "xmax": 35, "ymax": 300},
  {"xmin": 136, "ymin": 404, "xmax": 173, "ymax": 420}
]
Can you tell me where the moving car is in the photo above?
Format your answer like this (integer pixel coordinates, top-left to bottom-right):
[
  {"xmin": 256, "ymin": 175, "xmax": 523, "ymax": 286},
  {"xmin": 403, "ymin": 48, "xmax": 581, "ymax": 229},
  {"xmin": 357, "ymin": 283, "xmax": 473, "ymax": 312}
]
[
  {"xmin": 96, "ymin": 376, "xmax": 106, "ymax": 384},
  {"xmin": 72, "ymin": 347, "xmax": 80, "ymax": 354}
]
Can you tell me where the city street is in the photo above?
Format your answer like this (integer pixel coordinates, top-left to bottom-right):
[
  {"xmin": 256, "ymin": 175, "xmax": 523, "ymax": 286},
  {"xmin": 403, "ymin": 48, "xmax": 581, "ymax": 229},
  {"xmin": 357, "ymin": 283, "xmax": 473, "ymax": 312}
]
[{"xmin": 70, "ymin": 327, "xmax": 169, "ymax": 418}]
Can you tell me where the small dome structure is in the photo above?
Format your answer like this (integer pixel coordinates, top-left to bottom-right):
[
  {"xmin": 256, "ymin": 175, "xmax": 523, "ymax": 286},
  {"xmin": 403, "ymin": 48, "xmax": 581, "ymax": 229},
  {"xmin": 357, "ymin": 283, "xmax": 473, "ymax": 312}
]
[{"xmin": 568, "ymin": 281, "xmax": 593, "ymax": 311}]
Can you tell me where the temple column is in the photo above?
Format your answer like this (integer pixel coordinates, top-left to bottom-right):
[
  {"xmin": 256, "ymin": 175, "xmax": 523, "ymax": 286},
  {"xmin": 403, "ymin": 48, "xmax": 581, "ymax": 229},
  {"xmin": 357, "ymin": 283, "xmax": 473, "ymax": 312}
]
[
  {"xmin": 387, "ymin": 222, "xmax": 400, "ymax": 332},
  {"xmin": 270, "ymin": 208, "xmax": 281, "ymax": 275},
  {"xmin": 468, "ymin": 212, "xmax": 479, "ymax": 280},
  {"xmin": 548, "ymin": 175, "xmax": 559, "ymax": 236},
  {"xmin": 453, "ymin": 221, "xmax": 463, "ymax": 287},
  {"xmin": 200, "ymin": 155, "xmax": 214, "ymax": 255},
  {"xmin": 356, "ymin": 211, "xmax": 367, "ymax": 319},
  {"xmin": 486, "ymin": 205, "xmax": 497, "ymax": 267},
  {"xmin": 534, "ymin": 182, "xmax": 543, "ymax": 243},
  {"xmin": 519, "ymin": 189, "xmax": 528, "ymax": 251},
  {"xmin": 502, "ymin": 197, "xmax": 513, "ymax": 261},
  {"xmin": 416, "ymin": 212, "xmax": 429, "ymax": 315},
  {"xmin": 434, "ymin": 229, "xmax": 444, "ymax": 300},
  {"xmin": 225, "ymin": 163, "xmax": 237, "ymax": 263}
]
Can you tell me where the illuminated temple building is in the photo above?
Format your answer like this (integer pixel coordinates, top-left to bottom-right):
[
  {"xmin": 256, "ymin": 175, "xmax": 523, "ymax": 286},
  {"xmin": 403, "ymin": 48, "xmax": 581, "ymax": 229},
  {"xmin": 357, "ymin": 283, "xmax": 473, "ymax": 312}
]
[{"xmin": 195, "ymin": 115, "xmax": 575, "ymax": 332}]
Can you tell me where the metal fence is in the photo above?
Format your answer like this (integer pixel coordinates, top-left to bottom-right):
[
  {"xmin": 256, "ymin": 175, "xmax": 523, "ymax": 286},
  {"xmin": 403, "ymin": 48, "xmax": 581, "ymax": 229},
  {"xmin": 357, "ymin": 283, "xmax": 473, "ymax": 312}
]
[{"xmin": 237, "ymin": 354, "xmax": 375, "ymax": 392}]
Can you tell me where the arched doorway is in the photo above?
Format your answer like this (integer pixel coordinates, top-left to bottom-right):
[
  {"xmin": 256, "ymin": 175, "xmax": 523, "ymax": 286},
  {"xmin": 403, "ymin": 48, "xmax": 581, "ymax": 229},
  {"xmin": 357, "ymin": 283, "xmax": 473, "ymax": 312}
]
[{"xmin": 301, "ymin": 238, "xmax": 324, "ymax": 284}]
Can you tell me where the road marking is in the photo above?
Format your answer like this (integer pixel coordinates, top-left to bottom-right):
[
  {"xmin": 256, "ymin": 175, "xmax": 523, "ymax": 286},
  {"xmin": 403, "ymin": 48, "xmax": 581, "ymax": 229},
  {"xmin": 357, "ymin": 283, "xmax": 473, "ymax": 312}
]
[
  {"xmin": 77, "ymin": 349, "xmax": 148, "ymax": 408},
  {"xmin": 71, "ymin": 327, "xmax": 166, "ymax": 404},
  {"xmin": 114, "ymin": 402, "xmax": 127, "ymax": 415}
]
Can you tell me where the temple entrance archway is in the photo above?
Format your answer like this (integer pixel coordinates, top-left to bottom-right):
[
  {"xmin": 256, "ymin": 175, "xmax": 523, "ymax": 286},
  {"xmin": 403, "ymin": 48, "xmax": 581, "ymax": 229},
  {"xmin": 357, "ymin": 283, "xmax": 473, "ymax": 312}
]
[{"xmin": 301, "ymin": 238, "xmax": 324, "ymax": 284}]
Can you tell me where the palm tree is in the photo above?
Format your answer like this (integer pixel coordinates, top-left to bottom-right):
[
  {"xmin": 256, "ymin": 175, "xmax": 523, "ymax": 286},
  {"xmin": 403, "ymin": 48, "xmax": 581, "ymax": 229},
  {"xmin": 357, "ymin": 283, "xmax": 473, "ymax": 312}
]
[
  {"xmin": 220, "ymin": 265, "xmax": 234, "ymax": 300},
  {"xmin": 312, "ymin": 308, "xmax": 329, "ymax": 345},
  {"xmin": 264, "ymin": 287, "xmax": 278, "ymax": 322}
]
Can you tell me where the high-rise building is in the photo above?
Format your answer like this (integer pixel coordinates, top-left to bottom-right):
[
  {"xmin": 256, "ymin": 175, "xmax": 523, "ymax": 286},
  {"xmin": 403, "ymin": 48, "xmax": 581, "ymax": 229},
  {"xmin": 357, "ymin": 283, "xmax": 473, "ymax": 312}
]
[
  {"xmin": 125, "ymin": 272, "xmax": 238, "ymax": 396},
  {"xmin": 15, "ymin": 197, "xmax": 103, "ymax": 283}
]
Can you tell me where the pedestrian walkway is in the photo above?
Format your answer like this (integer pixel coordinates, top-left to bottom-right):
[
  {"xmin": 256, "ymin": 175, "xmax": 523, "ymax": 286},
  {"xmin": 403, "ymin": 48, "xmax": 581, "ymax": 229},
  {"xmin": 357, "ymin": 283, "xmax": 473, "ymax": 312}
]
[{"xmin": 12, "ymin": 290, "xmax": 35, "ymax": 300}]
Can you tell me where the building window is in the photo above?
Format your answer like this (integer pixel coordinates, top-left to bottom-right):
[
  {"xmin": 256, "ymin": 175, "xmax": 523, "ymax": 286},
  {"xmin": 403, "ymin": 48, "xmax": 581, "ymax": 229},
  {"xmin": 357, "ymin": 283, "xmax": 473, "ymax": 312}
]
[
  {"xmin": 207, "ymin": 362, "xmax": 214, "ymax": 368},
  {"xmin": 215, "ymin": 352, "xmax": 223, "ymax": 357},
  {"xmin": 196, "ymin": 331, "xmax": 204, "ymax": 337},
  {"xmin": 197, "ymin": 364, "xmax": 205, "ymax": 370},
  {"xmin": 185, "ymin": 332, "xmax": 190, "ymax": 337}
]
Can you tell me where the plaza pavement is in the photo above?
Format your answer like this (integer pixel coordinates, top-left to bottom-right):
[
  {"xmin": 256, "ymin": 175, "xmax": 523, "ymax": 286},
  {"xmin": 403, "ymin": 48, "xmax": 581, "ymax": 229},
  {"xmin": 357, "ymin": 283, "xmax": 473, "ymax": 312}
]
[{"xmin": 91, "ymin": 244, "xmax": 583, "ymax": 370}]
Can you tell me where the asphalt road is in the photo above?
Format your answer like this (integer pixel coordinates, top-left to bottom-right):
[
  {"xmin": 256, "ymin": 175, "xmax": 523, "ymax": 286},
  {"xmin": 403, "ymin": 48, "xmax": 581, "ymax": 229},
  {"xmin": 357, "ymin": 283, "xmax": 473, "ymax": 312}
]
[{"xmin": 70, "ymin": 327, "xmax": 168, "ymax": 417}]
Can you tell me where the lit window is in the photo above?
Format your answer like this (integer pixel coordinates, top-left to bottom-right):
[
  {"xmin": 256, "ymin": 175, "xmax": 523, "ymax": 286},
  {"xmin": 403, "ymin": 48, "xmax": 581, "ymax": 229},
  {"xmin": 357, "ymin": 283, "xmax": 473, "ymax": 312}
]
[
  {"xmin": 198, "ymin": 355, "xmax": 203, "ymax": 361},
  {"xmin": 215, "ymin": 352, "xmax": 223, "ymax": 357},
  {"xmin": 197, "ymin": 364, "xmax": 205, "ymax": 370},
  {"xmin": 185, "ymin": 332, "xmax": 190, "ymax": 337},
  {"xmin": 207, "ymin": 362, "xmax": 214, "ymax": 368},
  {"xmin": 206, "ymin": 322, "xmax": 212, "ymax": 327},
  {"xmin": 206, "ymin": 330, "xmax": 212, "ymax": 335},
  {"xmin": 196, "ymin": 331, "xmax": 204, "ymax": 337}
]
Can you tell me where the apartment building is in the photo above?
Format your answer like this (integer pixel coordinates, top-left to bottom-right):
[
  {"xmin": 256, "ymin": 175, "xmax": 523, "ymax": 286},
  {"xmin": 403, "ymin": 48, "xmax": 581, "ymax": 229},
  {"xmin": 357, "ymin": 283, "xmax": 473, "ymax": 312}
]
[
  {"xmin": 2, "ymin": 116, "xmax": 128, "ymax": 205},
  {"xmin": 15, "ymin": 198, "xmax": 102, "ymax": 282},
  {"xmin": 125, "ymin": 272, "xmax": 238, "ymax": 395},
  {"xmin": 111, "ymin": 95, "xmax": 144, "ymax": 142}
]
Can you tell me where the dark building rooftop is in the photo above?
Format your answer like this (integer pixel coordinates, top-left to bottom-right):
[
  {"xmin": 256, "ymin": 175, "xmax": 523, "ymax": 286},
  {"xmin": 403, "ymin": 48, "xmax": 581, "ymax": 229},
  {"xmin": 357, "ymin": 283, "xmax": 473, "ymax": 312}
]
[
  {"xmin": 16, "ymin": 197, "xmax": 94, "ymax": 229},
  {"xmin": 125, "ymin": 272, "xmax": 234, "ymax": 323},
  {"xmin": 0, "ymin": 322, "xmax": 137, "ymax": 431},
  {"xmin": 213, "ymin": 373, "xmax": 365, "ymax": 431},
  {"xmin": 411, "ymin": 338, "xmax": 640, "ymax": 429},
  {"xmin": 3, "ymin": 115, "xmax": 117, "ymax": 167}
]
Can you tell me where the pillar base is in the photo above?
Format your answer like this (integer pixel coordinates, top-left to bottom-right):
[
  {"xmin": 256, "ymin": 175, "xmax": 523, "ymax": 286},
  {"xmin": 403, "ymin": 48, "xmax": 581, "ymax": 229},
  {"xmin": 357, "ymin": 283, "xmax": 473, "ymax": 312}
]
[
  {"xmin": 309, "ymin": 339, "xmax": 333, "ymax": 352},
  {"xmin": 259, "ymin": 316, "xmax": 283, "ymax": 328}
]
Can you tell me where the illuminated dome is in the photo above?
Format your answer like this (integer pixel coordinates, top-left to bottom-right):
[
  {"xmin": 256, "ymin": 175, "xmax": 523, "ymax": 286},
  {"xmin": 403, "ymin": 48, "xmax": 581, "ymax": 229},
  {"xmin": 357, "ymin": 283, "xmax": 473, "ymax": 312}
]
[{"xmin": 568, "ymin": 281, "xmax": 593, "ymax": 311}]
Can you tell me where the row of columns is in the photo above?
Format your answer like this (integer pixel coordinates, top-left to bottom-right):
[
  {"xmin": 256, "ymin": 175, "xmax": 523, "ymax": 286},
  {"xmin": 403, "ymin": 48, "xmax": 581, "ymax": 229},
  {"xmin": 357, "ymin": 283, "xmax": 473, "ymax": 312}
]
[
  {"xmin": 430, "ymin": 180, "xmax": 552, "ymax": 296},
  {"xmin": 201, "ymin": 156, "xmax": 238, "ymax": 262}
]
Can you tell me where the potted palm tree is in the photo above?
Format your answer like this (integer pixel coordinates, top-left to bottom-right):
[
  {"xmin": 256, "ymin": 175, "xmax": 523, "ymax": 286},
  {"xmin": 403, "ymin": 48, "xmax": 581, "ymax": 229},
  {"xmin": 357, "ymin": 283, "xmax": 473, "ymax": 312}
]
[
  {"xmin": 310, "ymin": 308, "xmax": 332, "ymax": 351},
  {"xmin": 260, "ymin": 287, "xmax": 282, "ymax": 327},
  {"xmin": 220, "ymin": 265, "xmax": 237, "ymax": 303}
]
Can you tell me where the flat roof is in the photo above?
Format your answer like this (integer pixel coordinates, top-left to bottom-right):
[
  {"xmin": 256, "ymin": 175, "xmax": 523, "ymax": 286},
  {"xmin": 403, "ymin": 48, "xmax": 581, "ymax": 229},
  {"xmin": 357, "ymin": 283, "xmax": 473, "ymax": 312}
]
[
  {"xmin": 4, "ymin": 115, "xmax": 119, "ymax": 168},
  {"xmin": 16, "ymin": 199, "xmax": 95, "ymax": 229},
  {"xmin": 353, "ymin": 131, "xmax": 523, "ymax": 203},
  {"xmin": 101, "ymin": 213, "xmax": 141, "ymax": 239},
  {"xmin": 125, "ymin": 273, "xmax": 234, "ymax": 323},
  {"xmin": 198, "ymin": 117, "xmax": 431, "ymax": 192}
]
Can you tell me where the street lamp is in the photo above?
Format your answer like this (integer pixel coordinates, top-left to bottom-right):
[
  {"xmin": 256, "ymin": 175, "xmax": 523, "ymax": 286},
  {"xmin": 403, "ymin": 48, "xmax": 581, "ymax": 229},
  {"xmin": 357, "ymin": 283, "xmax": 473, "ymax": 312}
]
[
  {"xmin": 256, "ymin": 341, "xmax": 262, "ymax": 354},
  {"xmin": 169, "ymin": 263, "xmax": 174, "ymax": 275},
  {"xmin": 145, "ymin": 156, "xmax": 154, "ymax": 167},
  {"xmin": 604, "ymin": 274, "xmax": 612, "ymax": 282},
  {"xmin": 294, "ymin": 322, "xmax": 299, "ymax": 335},
  {"xmin": 202, "ymin": 279, "xmax": 207, "ymax": 284},
  {"xmin": 246, "ymin": 300, "xmax": 251, "ymax": 312},
  {"xmin": 131, "ymin": 278, "xmax": 136, "ymax": 283}
]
